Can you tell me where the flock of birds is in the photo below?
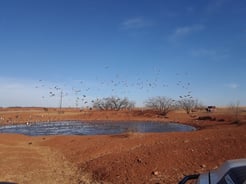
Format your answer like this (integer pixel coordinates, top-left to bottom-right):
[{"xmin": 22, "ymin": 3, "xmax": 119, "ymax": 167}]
[{"xmin": 35, "ymin": 67, "xmax": 193, "ymax": 108}]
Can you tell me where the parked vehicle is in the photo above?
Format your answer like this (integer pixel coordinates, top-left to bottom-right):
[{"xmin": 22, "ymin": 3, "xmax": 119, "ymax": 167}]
[{"xmin": 179, "ymin": 158, "xmax": 246, "ymax": 184}]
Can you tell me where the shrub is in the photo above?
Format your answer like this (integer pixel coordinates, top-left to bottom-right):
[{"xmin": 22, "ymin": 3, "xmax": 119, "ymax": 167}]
[{"xmin": 145, "ymin": 96, "xmax": 175, "ymax": 116}]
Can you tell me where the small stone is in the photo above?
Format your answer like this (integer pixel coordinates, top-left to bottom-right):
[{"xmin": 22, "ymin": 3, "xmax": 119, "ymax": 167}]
[
  {"xmin": 137, "ymin": 158, "xmax": 142, "ymax": 163},
  {"xmin": 152, "ymin": 171, "xmax": 159, "ymax": 176},
  {"xmin": 201, "ymin": 164, "xmax": 206, "ymax": 168}
]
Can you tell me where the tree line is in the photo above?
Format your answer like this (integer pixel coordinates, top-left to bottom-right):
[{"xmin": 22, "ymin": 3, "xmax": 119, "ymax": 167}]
[{"xmin": 92, "ymin": 96, "xmax": 204, "ymax": 116}]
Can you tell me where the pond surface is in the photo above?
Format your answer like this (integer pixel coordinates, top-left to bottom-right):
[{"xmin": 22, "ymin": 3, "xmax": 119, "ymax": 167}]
[{"xmin": 0, "ymin": 121, "xmax": 195, "ymax": 136}]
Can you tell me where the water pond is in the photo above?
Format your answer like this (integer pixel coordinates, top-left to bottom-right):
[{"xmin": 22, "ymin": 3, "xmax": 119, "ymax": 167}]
[{"xmin": 0, "ymin": 121, "xmax": 195, "ymax": 136}]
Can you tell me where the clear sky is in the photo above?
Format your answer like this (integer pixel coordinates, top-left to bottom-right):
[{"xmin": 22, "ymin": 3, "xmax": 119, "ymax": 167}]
[{"xmin": 0, "ymin": 0, "xmax": 245, "ymax": 107}]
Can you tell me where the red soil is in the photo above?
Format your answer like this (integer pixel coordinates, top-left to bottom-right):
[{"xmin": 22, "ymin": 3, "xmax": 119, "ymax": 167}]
[{"xmin": 0, "ymin": 108, "xmax": 245, "ymax": 183}]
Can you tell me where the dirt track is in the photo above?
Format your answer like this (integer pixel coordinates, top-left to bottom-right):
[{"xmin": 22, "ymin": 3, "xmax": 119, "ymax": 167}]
[
  {"xmin": 0, "ymin": 135, "xmax": 86, "ymax": 184},
  {"xmin": 0, "ymin": 108, "xmax": 245, "ymax": 184}
]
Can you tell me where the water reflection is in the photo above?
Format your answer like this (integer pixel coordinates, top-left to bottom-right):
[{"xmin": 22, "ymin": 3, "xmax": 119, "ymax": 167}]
[{"xmin": 0, "ymin": 121, "xmax": 195, "ymax": 136}]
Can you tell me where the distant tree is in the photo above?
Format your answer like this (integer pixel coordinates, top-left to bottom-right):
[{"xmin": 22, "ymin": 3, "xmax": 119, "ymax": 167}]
[
  {"xmin": 145, "ymin": 96, "xmax": 175, "ymax": 116},
  {"xmin": 229, "ymin": 101, "xmax": 240, "ymax": 123},
  {"xmin": 93, "ymin": 96, "xmax": 135, "ymax": 110},
  {"xmin": 178, "ymin": 98, "xmax": 198, "ymax": 114}
]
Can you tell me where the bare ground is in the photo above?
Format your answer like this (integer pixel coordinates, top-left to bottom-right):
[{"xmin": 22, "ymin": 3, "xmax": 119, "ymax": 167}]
[
  {"xmin": 0, "ymin": 108, "xmax": 246, "ymax": 184},
  {"xmin": 0, "ymin": 135, "xmax": 85, "ymax": 184}
]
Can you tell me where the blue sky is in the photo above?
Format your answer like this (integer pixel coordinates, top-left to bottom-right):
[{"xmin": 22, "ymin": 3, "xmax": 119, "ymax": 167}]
[{"xmin": 0, "ymin": 0, "xmax": 245, "ymax": 107}]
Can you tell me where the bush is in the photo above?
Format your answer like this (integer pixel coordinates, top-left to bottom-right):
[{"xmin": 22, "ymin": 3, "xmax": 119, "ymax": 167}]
[
  {"xmin": 178, "ymin": 98, "xmax": 199, "ymax": 114},
  {"xmin": 145, "ymin": 96, "xmax": 175, "ymax": 116},
  {"xmin": 93, "ymin": 96, "xmax": 135, "ymax": 111}
]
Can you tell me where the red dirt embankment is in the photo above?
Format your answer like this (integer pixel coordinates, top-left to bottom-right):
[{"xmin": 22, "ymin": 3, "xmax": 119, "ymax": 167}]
[{"xmin": 0, "ymin": 108, "xmax": 246, "ymax": 183}]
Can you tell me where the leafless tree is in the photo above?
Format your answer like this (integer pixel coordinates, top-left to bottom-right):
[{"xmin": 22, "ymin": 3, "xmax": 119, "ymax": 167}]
[
  {"xmin": 145, "ymin": 96, "xmax": 175, "ymax": 116},
  {"xmin": 93, "ymin": 96, "xmax": 135, "ymax": 110},
  {"xmin": 93, "ymin": 98, "xmax": 106, "ymax": 110},
  {"xmin": 178, "ymin": 98, "xmax": 198, "ymax": 114}
]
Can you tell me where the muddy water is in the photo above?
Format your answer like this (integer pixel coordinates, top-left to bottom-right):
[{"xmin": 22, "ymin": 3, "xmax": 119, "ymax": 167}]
[{"xmin": 0, "ymin": 121, "xmax": 195, "ymax": 136}]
